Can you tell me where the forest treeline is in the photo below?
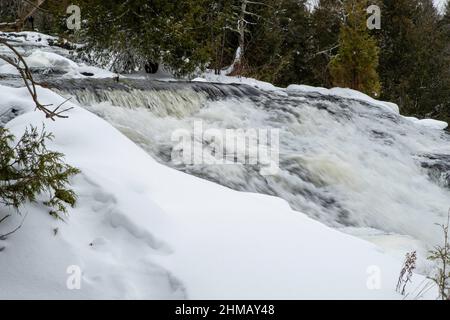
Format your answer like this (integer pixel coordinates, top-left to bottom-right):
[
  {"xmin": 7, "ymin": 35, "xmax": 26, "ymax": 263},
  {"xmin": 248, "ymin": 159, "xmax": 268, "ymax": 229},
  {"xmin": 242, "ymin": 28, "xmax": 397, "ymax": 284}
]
[{"xmin": 2, "ymin": 0, "xmax": 450, "ymax": 123}]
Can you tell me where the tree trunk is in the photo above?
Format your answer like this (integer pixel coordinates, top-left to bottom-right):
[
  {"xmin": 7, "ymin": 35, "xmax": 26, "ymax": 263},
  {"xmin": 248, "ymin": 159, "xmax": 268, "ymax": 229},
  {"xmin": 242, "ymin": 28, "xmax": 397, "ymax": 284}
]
[
  {"xmin": 230, "ymin": 0, "xmax": 247, "ymax": 75},
  {"xmin": 16, "ymin": 0, "xmax": 46, "ymax": 31},
  {"xmin": 238, "ymin": 0, "xmax": 246, "ymax": 65}
]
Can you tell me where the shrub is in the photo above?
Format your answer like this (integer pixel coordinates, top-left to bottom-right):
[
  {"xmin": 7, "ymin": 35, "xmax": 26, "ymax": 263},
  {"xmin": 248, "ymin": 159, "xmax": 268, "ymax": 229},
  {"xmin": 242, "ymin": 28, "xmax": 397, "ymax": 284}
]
[
  {"xmin": 396, "ymin": 251, "xmax": 417, "ymax": 296},
  {"xmin": 428, "ymin": 211, "xmax": 450, "ymax": 300},
  {"xmin": 0, "ymin": 125, "xmax": 80, "ymax": 223}
]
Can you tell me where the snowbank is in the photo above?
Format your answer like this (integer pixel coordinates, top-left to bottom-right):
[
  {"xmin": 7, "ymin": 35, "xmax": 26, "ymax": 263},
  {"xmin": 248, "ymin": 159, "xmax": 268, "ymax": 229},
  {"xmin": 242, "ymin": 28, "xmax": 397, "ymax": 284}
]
[
  {"xmin": 26, "ymin": 50, "xmax": 116, "ymax": 79},
  {"xmin": 26, "ymin": 50, "xmax": 79, "ymax": 70},
  {"xmin": 191, "ymin": 77, "xmax": 208, "ymax": 82},
  {"xmin": 197, "ymin": 71, "xmax": 286, "ymax": 94},
  {"xmin": 288, "ymin": 85, "xmax": 449, "ymax": 130},
  {"xmin": 0, "ymin": 31, "xmax": 59, "ymax": 46},
  {"xmin": 0, "ymin": 84, "xmax": 434, "ymax": 299},
  {"xmin": 0, "ymin": 47, "xmax": 116, "ymax": 79},
  {"xmin": 287, "ymin": 85, "xmax": 400, "ymax": 114},
  {"xmin": 404, "ymin": 117, "xmax": 448, "ymax": 130},
  {"xmin": 197, "ymin": 72, "xmax": 404, "ymax": 115}
]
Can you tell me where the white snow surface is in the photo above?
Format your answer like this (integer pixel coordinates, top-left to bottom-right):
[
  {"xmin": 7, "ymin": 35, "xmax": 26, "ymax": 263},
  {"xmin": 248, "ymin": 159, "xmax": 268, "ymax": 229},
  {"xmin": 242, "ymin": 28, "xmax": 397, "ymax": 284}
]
[
  {"xmin": 0, "ymin": 85, "xmax": 435, "ymax": 299},
  {"xmin": 197, "ymin": 74, "xmax": 449, "ymax": 131},
  {"xmin": 197, "ymin": 73, "xmax": 413, "ymax": 118},
  {"xmin": 404, "ymin": 117, "xmax": 449, "ymax": 130},
  {"xmin": 0, "ymin": 32, "xmax": 446, "ymax": 299},
  {"xmin": 0, "ymin": 33, "xmax": 116, "ymax": 79},
  {"xmin": 197, "ymin": 71, "xmax": 286, "ymax": 94},
  {"xmin": 0, "ymin": 31, "xmax": 59, "ymax": 46},
  {"xmin": 23, "ymin": 49, "xmax": 115, "ymax": 79},
  {"xmin": 286, "ymin": 85, "xmax": 400, "ymax": 115}
]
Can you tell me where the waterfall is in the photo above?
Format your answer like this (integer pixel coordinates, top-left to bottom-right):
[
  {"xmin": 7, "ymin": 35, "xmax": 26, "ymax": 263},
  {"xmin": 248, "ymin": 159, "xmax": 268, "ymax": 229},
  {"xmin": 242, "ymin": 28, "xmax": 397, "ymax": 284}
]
[{"xmin": 45, "ymin": 78, "xmax": 450, "ymax": 253}]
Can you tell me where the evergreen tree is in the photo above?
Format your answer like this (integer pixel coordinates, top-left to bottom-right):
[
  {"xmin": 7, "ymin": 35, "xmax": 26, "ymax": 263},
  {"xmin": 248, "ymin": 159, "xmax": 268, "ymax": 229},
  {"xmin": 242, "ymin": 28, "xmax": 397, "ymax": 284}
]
[
  {"xmin": 206, "ymin": 0, "xmax": 236, "ymax": 74},
  {"xmin": 445, "ymin": 0, "xmax": 450, "ymax": 22},
  {"xmin": 39, "ymin": 0, "xmax": 72, "ymax": 35},
  {"xmin": 378, "ymin": 0, "xmax": 449, "ymax": 118},
  {"xmin": 434, "ymin": 0, "xmax": 450, "ymax": 125},
  {"xmin": 0, "ymin": 0, "xmax": 21, "ymax": 23},
  {"xmin": 271, "ymin": 0, "xmax": 313, "ymax": 86},
  {"xmin": 226, "ymin": 0, "xmax": 272, "ymax": 75},
  {"xmin": 0, "ymin": 126, "xmax": 80, "ymax": 222},
  {"xmin": 329, "ymin": 0, "xmax": 381, "ymax": 96},
  {"xmin": 309, "ymin": 0, "xmax": 343, "ymax": 87},
  {"xmin": 237, "ymin": 0, "xmax": 283, "ymax": 80},
  {"xmin": 77, "ymin": 0, "xmax": 212, "ymax": 76},
  {"xmin": 232, "ymin": 0, "xmax": 313, "ymax": 86}
]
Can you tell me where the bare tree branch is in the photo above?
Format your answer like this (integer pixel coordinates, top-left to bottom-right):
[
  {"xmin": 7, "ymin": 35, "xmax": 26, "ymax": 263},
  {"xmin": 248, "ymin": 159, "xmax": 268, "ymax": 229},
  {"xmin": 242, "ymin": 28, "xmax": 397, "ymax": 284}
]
[
  {"xmin": 0, "ymin": 215, "xmax": 11, "ymax": 225},
  {"xmin": 0, "ymin": 38, "xmax": 73, "ymax": 120},
  {"xmin": 0, "ymin": 213, "xmax": 27, "ymax": 240}
]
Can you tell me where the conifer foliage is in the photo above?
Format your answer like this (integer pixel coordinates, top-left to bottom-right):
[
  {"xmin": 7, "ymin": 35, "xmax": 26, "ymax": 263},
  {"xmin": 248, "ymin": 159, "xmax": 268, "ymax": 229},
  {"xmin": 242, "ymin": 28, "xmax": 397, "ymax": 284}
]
[
  {"xmin": 77, "ymin": 0, "xmax": 213, "ymax": 76},
  {"xmin": 377, "ymin": 0, "xmax": 450, "ymax": 119},
  {"xmin": 0, "ymin": 126, "xmax": 80, "ymax": 223},
  {"xmin": 329, "ymin": 0, "xmax": 381, "ymax": 97},
  {"xmin": 0, "ymin": 38, "xmax": 80, "ymax": 236}
]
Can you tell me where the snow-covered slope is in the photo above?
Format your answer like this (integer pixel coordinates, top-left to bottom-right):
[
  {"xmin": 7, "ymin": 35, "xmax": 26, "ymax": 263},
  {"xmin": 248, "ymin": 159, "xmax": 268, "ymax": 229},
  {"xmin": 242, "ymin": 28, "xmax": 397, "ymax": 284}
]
[{"xmin": 0, "ymin": 85, "xmax": 434, "ymax": 299}]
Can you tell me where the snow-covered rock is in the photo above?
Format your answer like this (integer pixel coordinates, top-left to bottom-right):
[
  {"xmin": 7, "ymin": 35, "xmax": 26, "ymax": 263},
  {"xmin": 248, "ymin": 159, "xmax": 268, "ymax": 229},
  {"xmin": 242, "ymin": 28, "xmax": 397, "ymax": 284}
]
[
  {"xmin": 0, "ymin": 84, "xmax": 434, "ymax": 299},
  {"xmin": 287, "ymin": 85, "xmax": 400, "ymax": 114},
  {"xmin": 405, "ymin": 117, "xmax": 448, "ymax": 130},
  {"xmin": 26, "ymin": 50, "xmax": 78, "ymax": 70},
  {"xmin": 0, "ymin": 31, "xmax": 59, "ymax": 46},
  {"xmin": 25, "ymin": 50, "xmax": 116, "ymax": 79},
  {"xmin": 197, "ymin": 72, "xmax": 403, "ymax": 114},
  {"xmin": 198, "ymin": 70, "xmax": 286, "ymax": 94},
  {"xmin": 0, "ymin": 46, "xmax": 116, "ymax": 79},
  {"xmin": 191, "ymin": 77, "xmax": 207, "ymax": 82}
]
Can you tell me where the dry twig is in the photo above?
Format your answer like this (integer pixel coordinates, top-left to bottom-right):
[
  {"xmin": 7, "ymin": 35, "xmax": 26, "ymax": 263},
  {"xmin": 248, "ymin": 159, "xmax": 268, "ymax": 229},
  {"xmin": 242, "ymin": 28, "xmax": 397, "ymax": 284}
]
[{"xmin": 0, "ymin": 37, "xmax": 73, "ymax": 120}]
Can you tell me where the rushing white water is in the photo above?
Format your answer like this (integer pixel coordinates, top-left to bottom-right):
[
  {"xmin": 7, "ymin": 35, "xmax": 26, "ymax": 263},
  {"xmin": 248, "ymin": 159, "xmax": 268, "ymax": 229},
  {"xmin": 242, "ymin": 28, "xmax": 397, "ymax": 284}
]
[
  {"xmin": 0, "ymin": 31, "xmax": 447, "ymax": 280},
  {"xmin": 47, "ymin": 79, "xmax": 450, "ymax": 258},
  {"xmin": 3, "ymin": 33, "xmax": 448, "ymax": 298}
]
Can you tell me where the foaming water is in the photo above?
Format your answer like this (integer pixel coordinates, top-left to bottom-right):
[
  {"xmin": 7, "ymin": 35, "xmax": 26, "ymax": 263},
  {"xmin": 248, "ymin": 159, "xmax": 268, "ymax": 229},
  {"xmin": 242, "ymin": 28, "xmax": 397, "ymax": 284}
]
[
  {"xmin": 65, "ymin": 88, "xmax": 208, "ymax": 117},
  {"xmin": 48, "ymin": 79, "xmax": 450, "ymax": 253}
]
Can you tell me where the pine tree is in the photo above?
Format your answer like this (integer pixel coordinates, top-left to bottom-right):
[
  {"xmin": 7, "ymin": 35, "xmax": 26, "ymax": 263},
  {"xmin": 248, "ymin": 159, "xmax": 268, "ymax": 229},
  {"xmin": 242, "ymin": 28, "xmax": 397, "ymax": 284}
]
[
  {"xmin": 329, "ymin": 0, "xmax": 381, "ymax": 96},
  {"xmin": 39, "ymin": 0, "xmax": 72, "ymax": 34},
  {"xmin": 272, "ymin": 0, "xmax": 313, "ymax": 86},
  {"xmin": 77, "ymin": 0, "xmax": 212, "ymax": 76},
  {"xmin": 233, "ymin": 0, "xmax": 313, "ymax": 86},
  {"xmin": 435, "ymin": 0, "xmax": 450, "ymax": 125},
  {"xmin": 0, "ymin": 126, "xmax": 80, "ymax": 223},
  {"xmin": 309, "ymin": 0, "xmax": 343, "ymax": 87},
  {"xmin": 445, "ymin": 0, "xmax": 450, "ymax": 22},
  {"xmin": 0, "ymin": 0, "xmax": 21, "ymax": 23},
  {"xmin": 378, "ymin": 0, "xmax": 449, "ymax": 118},
  {"xmin": 206, "ymin": 0, "xmax": 236, "ymax": 74}
]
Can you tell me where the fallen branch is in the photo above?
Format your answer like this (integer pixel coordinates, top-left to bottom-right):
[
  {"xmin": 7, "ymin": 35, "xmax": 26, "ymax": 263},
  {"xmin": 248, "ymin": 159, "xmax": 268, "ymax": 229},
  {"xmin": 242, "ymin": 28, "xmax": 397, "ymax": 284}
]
[
  {"xmin": 0, "ymin": 215, "xmax": 10, "ymax": 225},
  {"xmin": 0, "ymin": 213, "xmax": 27, "ymax": 240},
  {"xmin": 0, "ymin": 38, "xmax": 73, "ymax": 120}
]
